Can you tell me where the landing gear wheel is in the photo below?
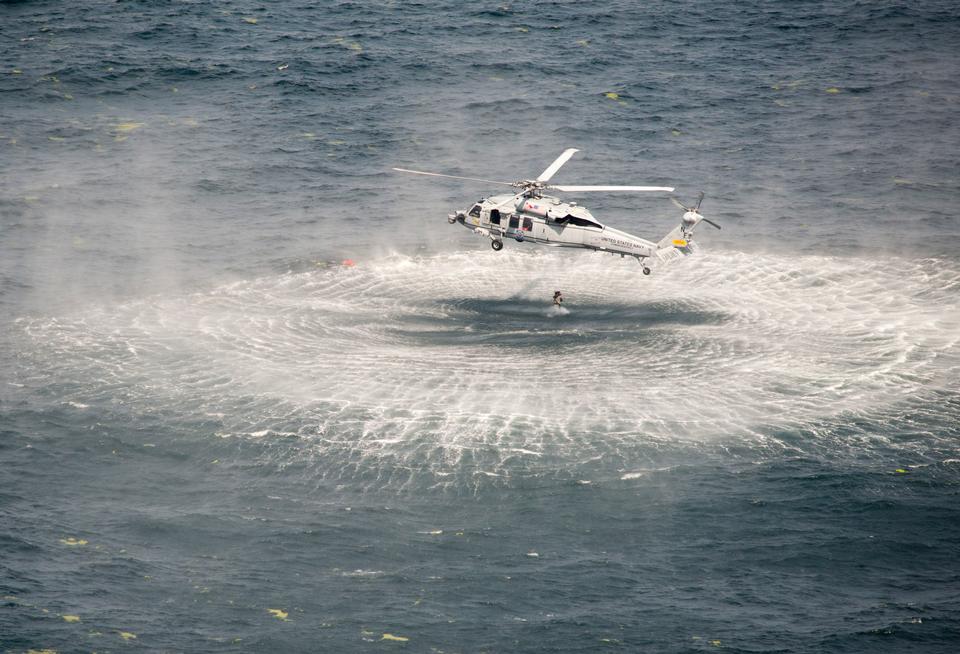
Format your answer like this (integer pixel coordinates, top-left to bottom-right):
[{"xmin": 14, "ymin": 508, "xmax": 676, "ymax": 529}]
[
  {"xmin": 491, "ymin": 240, "xmax": 503, "ymax": 251},
  {"xmin": 642, "ymin": 266, "xmax": 651, "ymax": 275}
]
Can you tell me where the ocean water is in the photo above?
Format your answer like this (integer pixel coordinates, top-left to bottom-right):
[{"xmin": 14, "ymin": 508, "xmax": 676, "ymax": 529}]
[{"xmin": 2, "ymin": 1, "xmax": 959, "ymax": 652}]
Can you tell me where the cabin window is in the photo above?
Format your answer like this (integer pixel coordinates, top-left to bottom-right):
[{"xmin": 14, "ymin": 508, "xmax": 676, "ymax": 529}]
[
  {"xmin": 522, "ymin": 217, "xmax": 533, "ymax": 231},
  {"xmin": 564, "ymin": 215, "xmax": 602, "ymax": 229},
  {"xmin": 508, "ymin": 214, "xmax": 520, "ymax": 229},
  {"xmin": 468, "ymin": 204, "xmax": 482, "ymax": 217},
  {"xmin": 490, "ymin": 209, "xmax": 501, "ymax": 225}
]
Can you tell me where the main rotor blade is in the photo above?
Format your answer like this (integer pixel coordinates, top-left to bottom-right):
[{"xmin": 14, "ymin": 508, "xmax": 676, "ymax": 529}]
[
  {"xmin": 702, "ymin": 217, "xmax": 721, "ymax": 230},
  {"xmin": 670, "ymin": 196, "xmax": 689, "ymax": 211},
  {"xmin": 392, "ymin": 168, "xmax": 515, "ymax": 187},
  {"xmin": 536, "ymin": 148, "xmax": 580, "ymax": 182},
  {"xmin": 552, "ymin": 185, "xmax": 675, "ymax": 193},
  {"xmin": 694, "ymin": 191, "xmax": 705, "ymax": 211},
  {"xmin": 491, "ymin": 190, "xmax": 526, "ymax": 210}
]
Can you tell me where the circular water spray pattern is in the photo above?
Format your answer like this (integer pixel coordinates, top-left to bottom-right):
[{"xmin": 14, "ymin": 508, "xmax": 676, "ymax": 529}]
[{"xmin": 17, "ymin": 250, "xmax": 960, "ymax": 490}]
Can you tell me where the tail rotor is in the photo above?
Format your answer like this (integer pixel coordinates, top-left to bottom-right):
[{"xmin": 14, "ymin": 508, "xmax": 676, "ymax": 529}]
[{"xmin": 671, "ymin": 193, "xmax": 720, "ymax": 230}]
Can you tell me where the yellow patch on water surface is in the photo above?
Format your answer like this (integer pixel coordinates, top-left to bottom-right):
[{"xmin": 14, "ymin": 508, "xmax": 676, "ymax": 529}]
[
  {"xmin": 426, "ymin": 530, "xmax": 442, "ymax": 535},
  {"xmin": 62, "ymin": 614, "xmax": 80, "ymax": 623},
  {"xmin": 516, "ymin": 27, "xmax": 529, "ymax": 33},
  {"xmin": 267, "ymin": 608, "xmax": 289, "ymax": 621},
  {"xmin": 710, "ymin": 639, "xmax": 722, "ymax": 646},
  {"xmin": 576, "ymin": 39, "xmax": 589, "ymax": 46},
  {"xmin": 332, "ymin": 36, "xmax": 363, "ymax": 53},
  {"xmin": 604, "ymin": 92, "xmax": 619, "ymax": 100},
  {"xmin": 825, "ymin": 87, "xmax": 841, "ymax": 94},
  {"xmin": 895, "ymin": 468, "xmax": 909, "ymax": 474},
  {"xmin": 671, "ymin": 129, "xmax": 682, "ymax": 136},
  {"xmin": 27, "ymin": 650, "xmax": 57, "ymax": 654},
  {"xmin": 115, "ymin": 122, "xmax": 144, "ymax": 133},
  {"xmin": 117, "ymin": 631, "xmax": 137, "ymax": 640},
  {"xmin": 60, "ymin": 538, "xmax": 88, "ymax": 546},
  {"xmin": 774, "ymin": 99, "xmax": 788, "ymax": 107},
  {"xmin": 12, "ymin": 69, "xmax": 23, "ymax": 74},
  {"xmin": 673, "ymin": 239, "xmax": 688, "ymax": 247},
  {"xmin": 381, "ymin": 633, "xmax": 409, "ymax": 642},
  {"xmin": 893, "ymin": 178, "xmax": 912, "ymax": 185},
  {"xmin": 243, "ymin": 17, "xmax": 258, "ymax": 24},
  {"xmin": 48, "ymin": 136, "xmax": 65, "ymax": 141}
]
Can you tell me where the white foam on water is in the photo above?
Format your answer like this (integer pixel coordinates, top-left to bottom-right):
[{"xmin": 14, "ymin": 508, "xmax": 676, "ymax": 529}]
[{"xmin": 16, "ymin": 249, "xmax": 960, "ymax": 488}]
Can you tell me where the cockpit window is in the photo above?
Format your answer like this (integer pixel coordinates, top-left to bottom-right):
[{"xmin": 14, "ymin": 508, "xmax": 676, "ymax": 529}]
[{"xmin": 468, "ymin": 204, "xmax": 482, "ymax": 217}]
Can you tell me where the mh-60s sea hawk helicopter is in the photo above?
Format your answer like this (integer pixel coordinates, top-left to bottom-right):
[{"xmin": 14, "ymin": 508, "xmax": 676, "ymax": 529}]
[{"xmin": 393, "ymin": 148, "xmax": 719, "ymax": 274}]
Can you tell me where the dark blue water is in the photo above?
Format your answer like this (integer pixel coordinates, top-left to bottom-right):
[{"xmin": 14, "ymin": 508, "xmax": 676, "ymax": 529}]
[{"xmin": 2, "ymin": 1, "xmax": 959, "ymax": 652}]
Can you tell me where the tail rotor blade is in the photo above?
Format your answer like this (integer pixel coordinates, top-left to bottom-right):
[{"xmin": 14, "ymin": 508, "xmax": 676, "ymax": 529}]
[{"xmin": 670, "ymin": 196, "xmax": 689, "ymax": 212}]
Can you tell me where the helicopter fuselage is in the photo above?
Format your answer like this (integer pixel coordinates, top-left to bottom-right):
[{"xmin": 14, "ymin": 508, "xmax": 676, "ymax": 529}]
[
  {"xmin": 452, "ymin": 193, "xmax": 659, "ymax": 261},
  {"xmin": 394, "ymin": 148, "xmax": 714, "ymax": 274}
]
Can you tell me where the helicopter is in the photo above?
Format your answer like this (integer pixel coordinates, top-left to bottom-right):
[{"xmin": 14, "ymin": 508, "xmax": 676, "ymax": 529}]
[{"xmin": 393, "ymin": 148, "xmax": 719, "ymax": 274}]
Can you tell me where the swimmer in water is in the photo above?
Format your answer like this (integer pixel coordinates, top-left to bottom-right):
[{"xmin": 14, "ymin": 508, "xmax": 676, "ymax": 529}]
[{"xmin": 553, "ymin": 290, "xmax": 563, "ymax": 306}]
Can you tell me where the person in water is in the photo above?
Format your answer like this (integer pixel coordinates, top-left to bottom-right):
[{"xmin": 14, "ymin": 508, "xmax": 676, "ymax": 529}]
[{"xmin": 553, "ymin": 290, "xmax": 563, "ymax": 306}]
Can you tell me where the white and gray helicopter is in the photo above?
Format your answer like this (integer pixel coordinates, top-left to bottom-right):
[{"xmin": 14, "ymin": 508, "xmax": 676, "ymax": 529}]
[{"xmin": 393, "ymin": 148, "xmax": 719, "ymax": 274}]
